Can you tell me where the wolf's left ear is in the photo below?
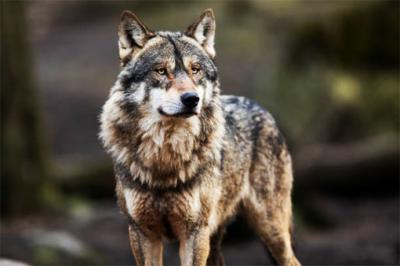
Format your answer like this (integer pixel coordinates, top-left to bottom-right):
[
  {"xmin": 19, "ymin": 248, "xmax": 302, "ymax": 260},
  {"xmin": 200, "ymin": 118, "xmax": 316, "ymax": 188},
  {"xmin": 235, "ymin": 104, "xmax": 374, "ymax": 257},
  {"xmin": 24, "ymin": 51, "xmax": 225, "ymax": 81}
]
[
  {"xmin": 185, "ymin": 9, "xmax": 216, "ymax": 58},
  {"xmin": 118, "ymin": 10, "xmax": 155, "ymax": 65}
]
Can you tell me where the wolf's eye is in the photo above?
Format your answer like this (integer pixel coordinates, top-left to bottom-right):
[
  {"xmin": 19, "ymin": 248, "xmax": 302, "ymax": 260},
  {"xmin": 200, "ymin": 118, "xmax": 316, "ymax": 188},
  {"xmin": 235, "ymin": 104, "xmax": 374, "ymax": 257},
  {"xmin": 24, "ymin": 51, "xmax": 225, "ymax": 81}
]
[
  {"xmin": 191, "ymin": 65, "xmax": 201, "ymax": 74},
  {"xmin": 155, "ymin": 68, "xmax": 166, "ymax": 75}
]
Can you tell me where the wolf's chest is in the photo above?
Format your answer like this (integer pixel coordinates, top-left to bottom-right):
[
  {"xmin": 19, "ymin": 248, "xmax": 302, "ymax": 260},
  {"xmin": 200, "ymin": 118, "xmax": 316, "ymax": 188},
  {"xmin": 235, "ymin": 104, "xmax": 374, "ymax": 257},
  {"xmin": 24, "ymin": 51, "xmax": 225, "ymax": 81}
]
[
  {"xmin": 136, "ymin": 114, "xmax": 201, "ymax": 163},
  {"xmin": 123, "ymin": 187, "xmax": 203, "ymax": 239}
]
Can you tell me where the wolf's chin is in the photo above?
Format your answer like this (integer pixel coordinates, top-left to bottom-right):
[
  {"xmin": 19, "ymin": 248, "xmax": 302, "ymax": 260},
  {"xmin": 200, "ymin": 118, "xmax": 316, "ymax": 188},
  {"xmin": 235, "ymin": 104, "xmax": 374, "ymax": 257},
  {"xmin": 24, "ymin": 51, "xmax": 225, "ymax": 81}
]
[{"xmin": 158, "ymin": 107, "xmax": 198, "ymax": 118}]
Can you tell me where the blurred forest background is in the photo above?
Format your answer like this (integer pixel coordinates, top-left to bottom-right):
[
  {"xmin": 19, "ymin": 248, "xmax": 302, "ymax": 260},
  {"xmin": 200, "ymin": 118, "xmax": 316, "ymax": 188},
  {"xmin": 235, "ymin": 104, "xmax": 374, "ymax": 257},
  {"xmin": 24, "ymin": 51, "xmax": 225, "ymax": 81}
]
[{"xmin": 1, "ymin": 0, "xmax": 399, "ymax": 265}]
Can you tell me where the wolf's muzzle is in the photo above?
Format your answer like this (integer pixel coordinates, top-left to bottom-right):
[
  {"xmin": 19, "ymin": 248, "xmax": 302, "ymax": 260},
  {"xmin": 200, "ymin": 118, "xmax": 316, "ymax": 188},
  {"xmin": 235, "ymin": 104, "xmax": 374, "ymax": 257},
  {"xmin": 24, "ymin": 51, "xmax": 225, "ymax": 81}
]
[{"xmin": 181, "ymin": 92, "xmax": 200, "ymax": 108}]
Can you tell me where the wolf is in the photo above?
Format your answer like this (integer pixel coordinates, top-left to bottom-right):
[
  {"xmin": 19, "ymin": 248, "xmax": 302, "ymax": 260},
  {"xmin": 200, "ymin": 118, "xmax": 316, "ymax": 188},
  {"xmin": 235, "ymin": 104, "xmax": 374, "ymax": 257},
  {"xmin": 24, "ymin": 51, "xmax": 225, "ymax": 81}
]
[{"xmin": 99, "ymin": 9, "xmax": 301, "ymax": 266}]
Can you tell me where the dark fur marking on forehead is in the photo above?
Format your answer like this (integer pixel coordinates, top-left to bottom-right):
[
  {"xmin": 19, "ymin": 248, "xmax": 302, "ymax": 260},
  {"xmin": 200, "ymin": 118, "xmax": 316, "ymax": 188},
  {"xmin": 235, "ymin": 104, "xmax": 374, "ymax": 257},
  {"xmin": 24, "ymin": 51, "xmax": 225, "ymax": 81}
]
[{"xmin": 167, "ymin": 35, "xmax": 185, "ymax": 73}]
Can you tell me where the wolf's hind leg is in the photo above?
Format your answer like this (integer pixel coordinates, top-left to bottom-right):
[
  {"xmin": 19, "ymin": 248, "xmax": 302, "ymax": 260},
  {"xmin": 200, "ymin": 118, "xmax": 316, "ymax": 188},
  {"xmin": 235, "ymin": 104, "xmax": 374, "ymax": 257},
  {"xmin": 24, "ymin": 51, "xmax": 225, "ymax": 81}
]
[
  {"xmin": 206, "ymin": 227, "xmax": 225, "ymax": 266},
  {"xmin": 243, "ymin": 196, "xmax": 300, "ymax": 266},
  {"xmin": 243, "ymin": 140, "xmax": 301, "ymax": 266}
]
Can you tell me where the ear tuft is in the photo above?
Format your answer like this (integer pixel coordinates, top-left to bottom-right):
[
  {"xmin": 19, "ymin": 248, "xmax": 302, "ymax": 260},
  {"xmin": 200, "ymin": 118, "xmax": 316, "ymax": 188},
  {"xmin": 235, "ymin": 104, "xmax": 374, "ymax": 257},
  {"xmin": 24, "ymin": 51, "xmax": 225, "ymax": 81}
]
[
  {"xmin": 185, "ymin": 9, "xmax": 216, "ymax": 58},
  {"xmin": 118, "ymin": 10, "xmax": 155, "ymax": 66}
]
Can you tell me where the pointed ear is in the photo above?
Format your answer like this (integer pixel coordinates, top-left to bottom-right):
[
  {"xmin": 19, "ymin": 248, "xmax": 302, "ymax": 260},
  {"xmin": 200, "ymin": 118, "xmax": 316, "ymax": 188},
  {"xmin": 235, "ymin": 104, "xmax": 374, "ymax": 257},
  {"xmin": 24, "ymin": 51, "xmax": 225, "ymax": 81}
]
[
  {"xmin": 185, "ymin": 9, "xmax": 216, "ymax": 58},
  {"xmin": 118, "ymin": 10, "xmax": 155, "ymax": 65}
]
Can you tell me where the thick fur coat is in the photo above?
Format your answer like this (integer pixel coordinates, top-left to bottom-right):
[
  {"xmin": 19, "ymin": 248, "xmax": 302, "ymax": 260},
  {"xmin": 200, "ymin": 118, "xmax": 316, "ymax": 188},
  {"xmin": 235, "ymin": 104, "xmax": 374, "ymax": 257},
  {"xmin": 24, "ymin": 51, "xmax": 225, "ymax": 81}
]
[{"xmin": 99, "ymin": 9, "xmax": 301, "ymax": 266}]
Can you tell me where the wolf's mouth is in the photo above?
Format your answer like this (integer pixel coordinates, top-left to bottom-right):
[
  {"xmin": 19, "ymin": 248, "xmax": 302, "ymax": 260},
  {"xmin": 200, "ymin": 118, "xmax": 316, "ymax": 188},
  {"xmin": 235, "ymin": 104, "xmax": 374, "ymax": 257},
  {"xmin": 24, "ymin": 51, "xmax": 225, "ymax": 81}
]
[{"xmin": 158, "ymin": 107, "xmax": 198, "ymax": 118}]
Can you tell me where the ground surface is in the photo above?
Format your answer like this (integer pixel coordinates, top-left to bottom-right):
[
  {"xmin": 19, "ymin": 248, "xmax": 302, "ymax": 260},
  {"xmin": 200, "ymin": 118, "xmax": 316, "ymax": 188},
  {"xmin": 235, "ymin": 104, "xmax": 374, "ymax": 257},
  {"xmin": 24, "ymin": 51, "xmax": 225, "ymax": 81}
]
[{"xmin": 1, "ymin": 196, "xmax": 398, "ymax": 265}]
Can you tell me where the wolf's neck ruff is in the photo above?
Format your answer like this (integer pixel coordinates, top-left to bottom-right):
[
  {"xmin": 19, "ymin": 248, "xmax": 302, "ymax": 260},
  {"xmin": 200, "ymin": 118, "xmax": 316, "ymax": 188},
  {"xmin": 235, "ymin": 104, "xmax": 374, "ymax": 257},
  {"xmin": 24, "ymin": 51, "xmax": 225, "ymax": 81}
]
[{"xmin": 100, "ymin": 81, "xmax": 224, "ymax": 188}]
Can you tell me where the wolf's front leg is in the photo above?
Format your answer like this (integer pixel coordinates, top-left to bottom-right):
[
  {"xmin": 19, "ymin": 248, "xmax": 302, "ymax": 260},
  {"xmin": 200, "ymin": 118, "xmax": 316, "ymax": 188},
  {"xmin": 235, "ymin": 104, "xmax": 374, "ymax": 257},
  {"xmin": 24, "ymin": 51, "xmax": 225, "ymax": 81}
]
[
  {"xmin": 179, "ymin": 227, "xmax": 211, "ymax": 266},
  {"xmin": 128, "ymin": 224, "xmax": 163, "ymax": 266}
]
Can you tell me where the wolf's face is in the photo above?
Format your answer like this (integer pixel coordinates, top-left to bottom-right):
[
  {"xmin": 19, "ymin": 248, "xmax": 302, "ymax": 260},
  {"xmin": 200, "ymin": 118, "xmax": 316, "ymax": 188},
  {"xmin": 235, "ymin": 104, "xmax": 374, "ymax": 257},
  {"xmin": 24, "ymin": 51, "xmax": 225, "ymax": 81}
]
[{"xmin": 117, "ymin": 9, "xmax": 218, "ymax": 118}]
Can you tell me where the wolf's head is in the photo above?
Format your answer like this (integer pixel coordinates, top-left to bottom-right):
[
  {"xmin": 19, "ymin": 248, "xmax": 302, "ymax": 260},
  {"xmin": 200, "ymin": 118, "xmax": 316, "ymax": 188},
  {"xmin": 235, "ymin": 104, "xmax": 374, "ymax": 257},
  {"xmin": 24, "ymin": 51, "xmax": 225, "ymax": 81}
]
[{"xmin": 116, "ymin": 9, "xmax": 219, "ymax": 118}]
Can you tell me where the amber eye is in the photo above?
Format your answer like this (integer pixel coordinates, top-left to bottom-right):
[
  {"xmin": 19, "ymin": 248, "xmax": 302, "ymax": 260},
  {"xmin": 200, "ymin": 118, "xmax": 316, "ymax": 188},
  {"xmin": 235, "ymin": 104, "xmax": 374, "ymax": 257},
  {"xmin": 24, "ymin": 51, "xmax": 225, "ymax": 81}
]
[
  {"xmin": 191, "ymin": 65, "xmax": 201, "ymax": 74},
  {"xmin": 155, "ymin": 68, "xmax": 166, "ymax": 75}
]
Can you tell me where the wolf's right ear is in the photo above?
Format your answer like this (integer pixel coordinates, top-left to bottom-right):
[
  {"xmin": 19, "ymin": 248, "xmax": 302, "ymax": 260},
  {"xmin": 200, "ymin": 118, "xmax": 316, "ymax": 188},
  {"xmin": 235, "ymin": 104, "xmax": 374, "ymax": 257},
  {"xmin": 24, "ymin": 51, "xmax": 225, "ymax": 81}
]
[{"xmin": 118, "ymin": 11, "xmax": 155, "ymax": 66}]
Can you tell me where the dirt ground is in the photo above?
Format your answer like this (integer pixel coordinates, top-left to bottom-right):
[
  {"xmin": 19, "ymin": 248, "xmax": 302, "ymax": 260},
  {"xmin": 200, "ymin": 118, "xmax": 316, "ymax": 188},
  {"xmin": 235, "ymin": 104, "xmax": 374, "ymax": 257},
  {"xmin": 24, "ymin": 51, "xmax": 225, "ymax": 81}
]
[{"xmin": 1, "ymin": 196, "xmax": 398, "ymax": 265}]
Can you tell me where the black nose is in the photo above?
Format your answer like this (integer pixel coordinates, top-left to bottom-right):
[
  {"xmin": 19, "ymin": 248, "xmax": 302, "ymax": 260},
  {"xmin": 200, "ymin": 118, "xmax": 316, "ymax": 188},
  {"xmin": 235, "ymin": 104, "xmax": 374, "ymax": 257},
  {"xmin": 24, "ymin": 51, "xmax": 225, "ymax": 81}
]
[{"xmin": 181, "ymin": 92, "xmax": 200, "ymax": 108}]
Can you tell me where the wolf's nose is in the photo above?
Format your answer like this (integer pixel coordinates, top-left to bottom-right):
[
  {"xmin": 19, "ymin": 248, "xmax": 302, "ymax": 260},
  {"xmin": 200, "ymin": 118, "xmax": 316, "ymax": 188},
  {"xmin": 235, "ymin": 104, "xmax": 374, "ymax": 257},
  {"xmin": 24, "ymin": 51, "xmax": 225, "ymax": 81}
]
[{"xmin": 181, "ymin": 92, "xmax": 200, "ymax": 108}]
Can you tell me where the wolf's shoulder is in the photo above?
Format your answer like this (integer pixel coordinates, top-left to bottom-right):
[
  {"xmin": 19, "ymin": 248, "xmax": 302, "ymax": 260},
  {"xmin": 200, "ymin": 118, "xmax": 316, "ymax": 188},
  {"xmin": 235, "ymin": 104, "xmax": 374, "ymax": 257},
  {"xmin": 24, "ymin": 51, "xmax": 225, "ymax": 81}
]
[
  {"xmin": 220, "ymin": 95, "xmax": 287, "ymax": 158},
  {"xmin": 221, "ymin": 95, "xmax": 276, "ymax": 125}
]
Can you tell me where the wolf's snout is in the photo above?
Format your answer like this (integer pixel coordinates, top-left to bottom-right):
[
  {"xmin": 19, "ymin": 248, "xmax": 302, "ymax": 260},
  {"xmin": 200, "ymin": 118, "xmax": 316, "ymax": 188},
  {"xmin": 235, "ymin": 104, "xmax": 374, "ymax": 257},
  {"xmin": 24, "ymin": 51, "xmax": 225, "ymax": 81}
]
[{"xmin": 181, "ymin": 92, "xmax": 200, "ymax": 108}]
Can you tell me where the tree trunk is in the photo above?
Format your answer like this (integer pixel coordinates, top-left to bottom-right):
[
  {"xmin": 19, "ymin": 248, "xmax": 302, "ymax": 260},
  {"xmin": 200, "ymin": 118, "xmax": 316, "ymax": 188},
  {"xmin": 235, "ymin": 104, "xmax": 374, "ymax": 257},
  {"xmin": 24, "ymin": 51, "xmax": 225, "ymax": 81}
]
[{"xmin": 1, "ymin": 1, "xmax": 58, "ymax": 216}]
